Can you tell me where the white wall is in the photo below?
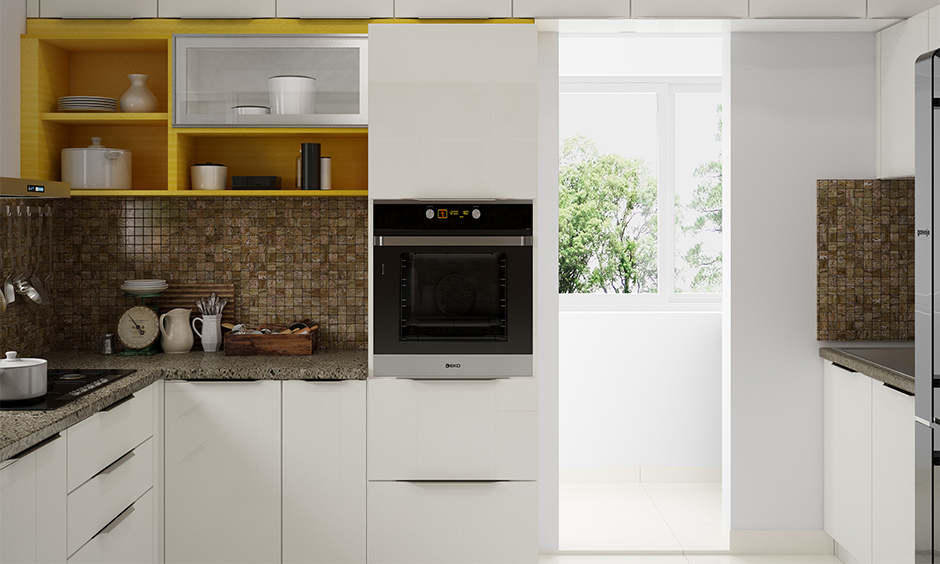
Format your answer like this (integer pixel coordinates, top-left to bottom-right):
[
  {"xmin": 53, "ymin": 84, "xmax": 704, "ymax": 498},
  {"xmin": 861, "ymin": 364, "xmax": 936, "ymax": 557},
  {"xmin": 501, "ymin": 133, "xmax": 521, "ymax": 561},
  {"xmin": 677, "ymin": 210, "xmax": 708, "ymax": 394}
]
[
  {"xmin": 0, "ymin": 0, "xmax": 25, "ymax": 177},
  {"xmin": 559, "ymin": 311, "xmax": 721, "ymax": 469},
  {"xmin": 728, "ymin": 32, "xmax": 876, "ymax": 533}
]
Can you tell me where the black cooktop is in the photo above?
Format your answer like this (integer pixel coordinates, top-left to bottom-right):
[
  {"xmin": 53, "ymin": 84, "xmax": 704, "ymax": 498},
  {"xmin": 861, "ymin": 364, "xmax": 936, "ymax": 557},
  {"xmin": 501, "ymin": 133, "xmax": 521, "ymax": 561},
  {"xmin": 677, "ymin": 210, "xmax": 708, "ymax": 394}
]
[{"xmin": 0, "ymin": 369, "xmax": 137, "ymax": 411}]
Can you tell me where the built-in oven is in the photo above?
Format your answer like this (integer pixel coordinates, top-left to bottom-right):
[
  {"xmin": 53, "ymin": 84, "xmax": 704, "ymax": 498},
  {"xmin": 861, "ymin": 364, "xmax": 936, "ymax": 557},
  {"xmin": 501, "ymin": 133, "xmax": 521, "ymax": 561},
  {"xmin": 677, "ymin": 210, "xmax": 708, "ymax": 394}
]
[{"xmin": 372, "ymin": 200, "xmax": 533, "ymax": 378}]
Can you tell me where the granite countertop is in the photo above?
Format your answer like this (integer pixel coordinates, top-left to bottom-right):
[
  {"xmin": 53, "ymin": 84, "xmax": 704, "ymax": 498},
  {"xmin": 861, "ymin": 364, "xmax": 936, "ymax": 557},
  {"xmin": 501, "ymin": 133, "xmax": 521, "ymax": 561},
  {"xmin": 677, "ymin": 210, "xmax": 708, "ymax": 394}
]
[
  {"xmin": 819, "ymin": 346, "xmax": 914, "ymax": 394},
  {"xmin": 0, "ymin": 349, "xmax": 367, "ymax": 463}
]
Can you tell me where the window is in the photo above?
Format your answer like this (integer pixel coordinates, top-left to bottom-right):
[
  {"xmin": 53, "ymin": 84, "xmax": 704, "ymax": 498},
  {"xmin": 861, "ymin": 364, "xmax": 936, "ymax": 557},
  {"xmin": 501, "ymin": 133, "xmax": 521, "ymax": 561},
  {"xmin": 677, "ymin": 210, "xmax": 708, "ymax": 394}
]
[{"xmin": 558, "ymin": 31, "xmax": 724, "ymax": 308}]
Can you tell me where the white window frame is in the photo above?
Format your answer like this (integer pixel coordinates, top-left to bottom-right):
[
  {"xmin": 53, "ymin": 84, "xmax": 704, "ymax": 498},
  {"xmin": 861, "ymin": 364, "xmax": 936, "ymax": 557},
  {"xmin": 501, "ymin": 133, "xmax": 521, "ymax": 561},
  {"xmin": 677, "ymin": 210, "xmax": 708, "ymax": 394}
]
[{"xmin": 558, "ymin": 74, "xmax": 722, "ymax": 312}]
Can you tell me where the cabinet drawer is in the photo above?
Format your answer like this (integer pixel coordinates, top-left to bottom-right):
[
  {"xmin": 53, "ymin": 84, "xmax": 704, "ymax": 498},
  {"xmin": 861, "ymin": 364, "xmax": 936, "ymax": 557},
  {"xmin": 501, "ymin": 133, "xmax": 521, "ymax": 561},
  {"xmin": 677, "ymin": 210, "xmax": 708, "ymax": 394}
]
[
  {"xmin": 68, "ymin": 437, "xmax": 153, "ymax": 557},
  {"xmin": 69, "ymin": 488, "xmax": 153, "ymax": 564},
  {"xmin": 67, "ymin": 385, "xmax": 153, "ymax": 492},
  {"xmin": 367, "ymin": 480, "xmax": 537, "ymax": 564},
  {"xmin": 367, "ymin": 378, "xmax": 537, "ymax": 481}
]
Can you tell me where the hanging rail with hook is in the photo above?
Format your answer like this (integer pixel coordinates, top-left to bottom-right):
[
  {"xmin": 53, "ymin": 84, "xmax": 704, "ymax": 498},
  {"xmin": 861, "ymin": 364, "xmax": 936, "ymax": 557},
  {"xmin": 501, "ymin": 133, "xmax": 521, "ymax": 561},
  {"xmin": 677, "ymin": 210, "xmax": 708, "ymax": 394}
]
[{"xmin": 3, "ymin": 204, "xmax": 53, "ymax": 218}]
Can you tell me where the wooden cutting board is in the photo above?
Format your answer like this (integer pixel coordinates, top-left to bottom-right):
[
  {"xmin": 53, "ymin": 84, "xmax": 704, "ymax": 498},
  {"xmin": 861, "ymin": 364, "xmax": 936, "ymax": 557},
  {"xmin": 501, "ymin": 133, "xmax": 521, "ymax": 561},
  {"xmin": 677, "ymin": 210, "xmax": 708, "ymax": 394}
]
[{"xmin": 152, "ymin": 283, "xmax": 236, "ymax": 325}]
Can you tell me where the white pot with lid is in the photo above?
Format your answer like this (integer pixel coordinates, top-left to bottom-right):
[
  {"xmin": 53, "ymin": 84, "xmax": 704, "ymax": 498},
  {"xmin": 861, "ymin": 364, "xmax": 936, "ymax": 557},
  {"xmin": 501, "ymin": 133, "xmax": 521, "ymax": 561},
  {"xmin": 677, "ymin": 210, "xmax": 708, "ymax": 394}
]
[
  {"xmin": 62, "ymin": 137, "xmax": 132, "ymax": 190},
  {"xmin": 0, "ymin": 351, "xmax": 47, "ymax": 402}
]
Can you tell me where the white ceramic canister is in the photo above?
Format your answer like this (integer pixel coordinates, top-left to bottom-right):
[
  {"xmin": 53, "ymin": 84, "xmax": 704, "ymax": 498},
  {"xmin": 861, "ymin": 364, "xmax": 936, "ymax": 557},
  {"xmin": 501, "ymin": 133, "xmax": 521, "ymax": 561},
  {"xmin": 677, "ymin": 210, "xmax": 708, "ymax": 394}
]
[
  {"xmin": 268, "ymin": 75, "xmax": 316, "ymax": 115},
  {"xmin": 191, "ymin": 163, "xmax": 228, "ymax": 190},
  {"xmin": 0, "ymin": 351, "xmax": 47, "ymax": 402},
  {"xmin": 61, "ymin": 137, "xmax": 132, "ymax": 190}
]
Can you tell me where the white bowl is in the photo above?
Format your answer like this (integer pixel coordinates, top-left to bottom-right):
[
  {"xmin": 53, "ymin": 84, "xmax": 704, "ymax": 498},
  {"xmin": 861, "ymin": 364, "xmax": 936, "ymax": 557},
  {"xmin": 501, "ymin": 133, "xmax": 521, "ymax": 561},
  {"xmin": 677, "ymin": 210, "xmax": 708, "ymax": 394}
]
[{"xmin": 122, "ymin": 285, "xmax": 167, "ymax": 296}]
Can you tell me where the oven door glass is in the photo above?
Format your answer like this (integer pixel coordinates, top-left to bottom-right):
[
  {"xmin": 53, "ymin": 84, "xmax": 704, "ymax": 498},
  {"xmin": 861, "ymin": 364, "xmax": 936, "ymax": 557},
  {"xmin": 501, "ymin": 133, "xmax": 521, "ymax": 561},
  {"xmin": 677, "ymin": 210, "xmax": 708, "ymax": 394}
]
[{"xmin": 401, "ymin": 252, "xmax": 507, "ymax": 342}]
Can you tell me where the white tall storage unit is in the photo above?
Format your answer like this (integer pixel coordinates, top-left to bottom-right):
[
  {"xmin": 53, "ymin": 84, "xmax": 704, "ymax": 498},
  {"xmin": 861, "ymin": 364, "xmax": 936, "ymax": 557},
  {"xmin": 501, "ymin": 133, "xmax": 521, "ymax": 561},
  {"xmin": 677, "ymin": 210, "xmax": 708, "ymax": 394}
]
[
  {"xmin": 164, "ymin": 381, "xmax": 281, "ymax": 564},
  {"xmin": 368, "ymin": 23, "xmax": 538, "ymax": 200}
]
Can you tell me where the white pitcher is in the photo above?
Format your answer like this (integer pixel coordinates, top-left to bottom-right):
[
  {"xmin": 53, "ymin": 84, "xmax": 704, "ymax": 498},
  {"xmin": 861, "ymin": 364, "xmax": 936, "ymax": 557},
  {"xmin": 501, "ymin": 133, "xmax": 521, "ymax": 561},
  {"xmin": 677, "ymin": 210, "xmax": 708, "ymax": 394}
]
[
  {"xmin": 192, "ymin": 314, "xmax": 222, "ymax": 353},
  {"xmin": 159, "ymin": 308, "xmax": 194, "ymax": 354}
]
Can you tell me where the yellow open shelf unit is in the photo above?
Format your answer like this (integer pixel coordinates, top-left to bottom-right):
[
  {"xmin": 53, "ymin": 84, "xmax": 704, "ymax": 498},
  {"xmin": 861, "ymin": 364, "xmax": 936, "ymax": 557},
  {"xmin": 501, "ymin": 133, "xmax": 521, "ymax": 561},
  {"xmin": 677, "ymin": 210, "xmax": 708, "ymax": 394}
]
[{"xmin": 20, "ymin": 19, "xmax": 382, "ymax": 197}]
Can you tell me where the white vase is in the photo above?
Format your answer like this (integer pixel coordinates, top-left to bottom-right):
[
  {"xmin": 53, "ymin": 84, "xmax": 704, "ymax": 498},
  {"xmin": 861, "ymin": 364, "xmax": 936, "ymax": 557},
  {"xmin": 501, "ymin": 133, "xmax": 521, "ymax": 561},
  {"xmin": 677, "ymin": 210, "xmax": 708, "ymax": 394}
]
[{"xmin": 120, "ymin": 74, "xmax": 158, "ymax": 113}]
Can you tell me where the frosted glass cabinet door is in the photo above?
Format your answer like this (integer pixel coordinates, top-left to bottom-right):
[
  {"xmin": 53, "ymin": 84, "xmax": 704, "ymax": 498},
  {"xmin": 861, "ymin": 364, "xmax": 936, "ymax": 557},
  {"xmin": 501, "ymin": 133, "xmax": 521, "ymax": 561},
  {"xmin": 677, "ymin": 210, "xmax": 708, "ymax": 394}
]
[
  {"xmin": 39, "ymin": 0, "xmax": 157, "ymax": 18},
  {"xmin": 174, "ymin": 34, "xmax": 368, "ymax": 127},
  {"xmin": 164, "ymin": 381, "xmax": 281, "ymax": 564},
  {"xmin": 368, "ymin": 24, "xmax": 537, "ymax": 199},
  {"xmin": 282, "ymin": 380, "xmax": 367, "ymax": 564}
]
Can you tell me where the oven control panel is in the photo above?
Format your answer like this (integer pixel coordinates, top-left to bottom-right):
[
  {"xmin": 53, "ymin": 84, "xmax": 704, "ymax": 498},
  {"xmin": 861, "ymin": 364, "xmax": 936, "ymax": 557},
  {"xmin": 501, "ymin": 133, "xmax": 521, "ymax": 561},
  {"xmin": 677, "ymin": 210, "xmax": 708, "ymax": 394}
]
[{"xmin": 374, "ymin": 201, "xmax": 532, "ymax": 232}]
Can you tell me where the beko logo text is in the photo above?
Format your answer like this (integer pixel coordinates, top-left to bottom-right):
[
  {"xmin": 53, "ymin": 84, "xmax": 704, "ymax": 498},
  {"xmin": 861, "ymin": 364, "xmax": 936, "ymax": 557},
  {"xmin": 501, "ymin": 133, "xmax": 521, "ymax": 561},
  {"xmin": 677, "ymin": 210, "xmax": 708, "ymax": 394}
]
[
  {"xmin": 445, "ymin": 363, "xmax": 461, "ymax": 369},
  {"xmin": 918, "ymin": 229, "xmax": 931, "ymax": 237}
]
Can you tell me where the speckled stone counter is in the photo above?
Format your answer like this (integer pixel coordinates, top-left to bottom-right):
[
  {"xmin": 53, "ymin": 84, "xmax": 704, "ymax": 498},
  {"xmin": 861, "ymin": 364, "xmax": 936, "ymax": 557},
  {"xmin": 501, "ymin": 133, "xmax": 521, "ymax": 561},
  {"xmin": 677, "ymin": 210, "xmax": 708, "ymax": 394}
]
[
  {"xmin": 0, "ymin": 349, "xmax": 367, "ymax": 463},
  {"xmin": 819, "ymin": 346, "xmax": 914, "ymax": 394}
]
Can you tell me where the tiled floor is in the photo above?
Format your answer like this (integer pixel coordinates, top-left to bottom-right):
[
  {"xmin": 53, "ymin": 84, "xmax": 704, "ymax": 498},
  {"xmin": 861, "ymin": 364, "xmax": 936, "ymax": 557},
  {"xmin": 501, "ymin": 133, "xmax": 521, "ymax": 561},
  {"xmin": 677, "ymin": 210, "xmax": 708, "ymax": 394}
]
[
  {"xmin": 539, "ymin": 556, "xmax": 843, "ymax": 564},
  {"xmin": 559, "ymin": 482, "xmax": 728, "ymax": 552}
]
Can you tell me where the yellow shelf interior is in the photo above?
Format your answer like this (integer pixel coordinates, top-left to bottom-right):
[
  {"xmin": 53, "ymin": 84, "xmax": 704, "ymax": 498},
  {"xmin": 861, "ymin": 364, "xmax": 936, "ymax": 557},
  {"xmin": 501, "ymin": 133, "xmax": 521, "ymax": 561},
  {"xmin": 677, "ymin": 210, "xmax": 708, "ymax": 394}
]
[{"xmin": 42, "ymin": 112, "xmax": 169, "ymax": 125}]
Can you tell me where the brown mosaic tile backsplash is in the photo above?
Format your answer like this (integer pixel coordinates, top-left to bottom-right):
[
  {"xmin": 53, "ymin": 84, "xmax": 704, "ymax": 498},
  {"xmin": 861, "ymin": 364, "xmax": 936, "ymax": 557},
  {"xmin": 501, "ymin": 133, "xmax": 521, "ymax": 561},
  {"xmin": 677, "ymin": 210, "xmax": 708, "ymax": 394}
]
[
  {"xmin": 1, "ymin": 196, "xmax": 367, "ymax": 356},
  {"xmin": 817, "ymin": 178, "xmax": 914, "ymax": 341}
]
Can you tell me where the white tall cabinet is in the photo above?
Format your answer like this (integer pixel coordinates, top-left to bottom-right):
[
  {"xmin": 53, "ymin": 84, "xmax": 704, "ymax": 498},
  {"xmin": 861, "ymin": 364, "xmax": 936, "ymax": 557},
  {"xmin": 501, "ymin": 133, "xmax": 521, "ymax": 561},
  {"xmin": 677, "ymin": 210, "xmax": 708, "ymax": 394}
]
[
  {"xmin": 368, "ymin": 23, "xmax": 538, "ymax": 200},
  {"xmin": 164, "ymin": 381, "xmax": 281, "ymax": 564}
]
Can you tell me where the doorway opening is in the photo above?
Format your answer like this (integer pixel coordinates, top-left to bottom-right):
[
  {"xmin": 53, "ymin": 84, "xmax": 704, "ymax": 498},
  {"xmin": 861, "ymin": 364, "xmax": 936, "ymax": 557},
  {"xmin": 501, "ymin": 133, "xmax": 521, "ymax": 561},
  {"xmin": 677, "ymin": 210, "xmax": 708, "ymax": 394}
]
[{"xmin": 556, "ymin": 22, "xmax": 728, "ymax": 552}]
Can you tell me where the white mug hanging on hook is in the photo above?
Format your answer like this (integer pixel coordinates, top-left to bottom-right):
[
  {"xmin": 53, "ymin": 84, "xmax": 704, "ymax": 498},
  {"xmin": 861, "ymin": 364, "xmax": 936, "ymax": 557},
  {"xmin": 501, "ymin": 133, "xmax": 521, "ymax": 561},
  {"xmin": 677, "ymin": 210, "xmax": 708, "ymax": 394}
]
[{"xmin": 120, "ymin": 74, "xmax": 158, "ymax": 113}]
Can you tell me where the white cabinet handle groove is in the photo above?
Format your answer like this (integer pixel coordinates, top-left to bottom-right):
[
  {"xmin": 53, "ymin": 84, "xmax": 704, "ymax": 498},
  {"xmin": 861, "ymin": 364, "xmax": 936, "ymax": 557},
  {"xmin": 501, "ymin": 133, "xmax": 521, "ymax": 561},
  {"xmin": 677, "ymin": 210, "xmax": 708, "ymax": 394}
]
[
  {"xmin": 99, "ymin": 503, "xmax": 136, "ymax": 536},
  {"xmin": 99, "ymin": 449, "xmax": 135, "ymax": 476}
]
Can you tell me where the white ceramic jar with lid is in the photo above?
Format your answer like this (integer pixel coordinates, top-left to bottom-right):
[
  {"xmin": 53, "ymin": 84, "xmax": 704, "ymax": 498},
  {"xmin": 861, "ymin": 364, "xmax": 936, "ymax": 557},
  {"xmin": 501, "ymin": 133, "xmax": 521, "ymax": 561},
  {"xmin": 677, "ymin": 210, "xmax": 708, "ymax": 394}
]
[
  {"xmin": 61, "ymin": 137, "xmax": 132, "ymax": 190},
  {"xmin": 0, "ymin": 351, "xmax": 47, "ymax": 402}
]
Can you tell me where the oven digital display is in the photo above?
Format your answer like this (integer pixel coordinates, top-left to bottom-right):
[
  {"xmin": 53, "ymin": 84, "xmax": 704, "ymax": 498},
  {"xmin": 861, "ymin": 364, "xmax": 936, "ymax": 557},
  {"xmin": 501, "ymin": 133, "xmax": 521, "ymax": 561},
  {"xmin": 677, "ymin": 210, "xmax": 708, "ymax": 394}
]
[{"xmin": 437, "ymin": 209, "xmax": 471, "ymax": 219}]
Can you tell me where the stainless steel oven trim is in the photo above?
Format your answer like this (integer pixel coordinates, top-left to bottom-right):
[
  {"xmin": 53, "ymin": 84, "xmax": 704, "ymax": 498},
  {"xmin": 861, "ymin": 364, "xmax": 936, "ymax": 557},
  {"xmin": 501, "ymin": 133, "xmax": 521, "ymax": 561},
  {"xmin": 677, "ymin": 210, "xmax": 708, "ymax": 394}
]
[
  {"xmin": 374, "ymin": 236, "xmax": 532, "ymax": 247},
  {"xmin": 373, "ymin": 354, "xmax": 533, "ymax": 378}
]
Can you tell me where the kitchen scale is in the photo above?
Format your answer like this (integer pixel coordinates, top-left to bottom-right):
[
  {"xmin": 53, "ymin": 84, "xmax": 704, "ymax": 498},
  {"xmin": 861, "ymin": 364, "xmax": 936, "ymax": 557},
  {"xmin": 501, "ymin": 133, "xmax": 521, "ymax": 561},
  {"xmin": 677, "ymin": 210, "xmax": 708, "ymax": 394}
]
[{"xmin": 117, "ymin": 295, "xmax": 162, "ymax": 356}]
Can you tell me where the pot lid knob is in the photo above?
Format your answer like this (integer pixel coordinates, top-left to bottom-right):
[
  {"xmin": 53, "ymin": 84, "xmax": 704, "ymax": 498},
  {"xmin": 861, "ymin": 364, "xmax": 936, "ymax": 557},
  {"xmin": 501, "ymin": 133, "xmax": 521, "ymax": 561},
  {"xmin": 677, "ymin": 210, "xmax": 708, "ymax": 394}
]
[
  {"xmin": 89, "ymin": 137, "xmax": 104, "ymax": 148},
  {"xmin": 4, "ymin": 351, "xmax": 20, "ymax": 361}
]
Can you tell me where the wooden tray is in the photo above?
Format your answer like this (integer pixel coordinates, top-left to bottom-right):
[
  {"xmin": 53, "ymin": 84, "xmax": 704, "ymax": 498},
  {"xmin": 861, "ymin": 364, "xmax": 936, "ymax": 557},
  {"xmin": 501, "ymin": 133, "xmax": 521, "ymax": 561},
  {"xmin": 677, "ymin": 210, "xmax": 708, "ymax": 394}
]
[{"xmin": 224, "ymin": 324, "xmax": 319, "ymax": 356}]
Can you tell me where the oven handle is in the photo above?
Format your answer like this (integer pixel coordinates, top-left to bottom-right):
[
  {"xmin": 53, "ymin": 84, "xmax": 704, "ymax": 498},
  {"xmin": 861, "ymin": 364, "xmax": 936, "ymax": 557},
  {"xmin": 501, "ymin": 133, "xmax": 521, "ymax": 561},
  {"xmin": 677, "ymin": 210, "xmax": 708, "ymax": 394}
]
[{"xmin": 374, "ymin": 236, "xmax": 532, "ymax": 247}]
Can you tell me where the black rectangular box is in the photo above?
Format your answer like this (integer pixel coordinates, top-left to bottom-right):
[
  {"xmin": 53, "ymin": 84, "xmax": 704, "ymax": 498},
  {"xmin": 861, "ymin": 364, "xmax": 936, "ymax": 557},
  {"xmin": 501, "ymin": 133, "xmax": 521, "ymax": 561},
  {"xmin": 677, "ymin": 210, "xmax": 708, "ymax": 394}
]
[
  {"xmin": 231, "ymin": 176, "xmax": 282, "ymax": 190},
  {"xmin": 301, "ymin": 142, "xmax": 321, "ymax": 190}
]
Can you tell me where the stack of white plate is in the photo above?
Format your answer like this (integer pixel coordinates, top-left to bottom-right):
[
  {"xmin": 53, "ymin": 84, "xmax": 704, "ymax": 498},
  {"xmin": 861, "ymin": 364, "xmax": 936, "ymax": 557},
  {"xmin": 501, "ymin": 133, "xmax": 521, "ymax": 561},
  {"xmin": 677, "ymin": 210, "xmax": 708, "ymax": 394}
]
[
  {"xmin": 121, "ymin": 279, "xmax": 168, "ymax": 296},
  {"xmin": 58, "ymin": 96, "xmax": 118, "ymax": 112}
]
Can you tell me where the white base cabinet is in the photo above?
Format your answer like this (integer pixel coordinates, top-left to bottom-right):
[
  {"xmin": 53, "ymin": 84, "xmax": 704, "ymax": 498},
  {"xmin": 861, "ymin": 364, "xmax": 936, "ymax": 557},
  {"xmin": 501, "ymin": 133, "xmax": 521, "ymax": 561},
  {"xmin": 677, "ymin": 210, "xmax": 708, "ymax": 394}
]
[
  {"xmin": 68, "ymin": 489, "xmax": 153, "ymax": 564},
  {"xmin": 0, "ymin": 434, "xmax": 67, "ymax": 564},
  {"xmin": 367, "ymin": 480, "xmax": 537, "ymax": 564},
  {"xmin": 164, "ymin": 381, "xmax": 281, "ymax": 564},
  {"xmin": 823, "ymin": 361, "xmax": 915, "ymax": 564},
  {"xmin": 283, "ymin": 380, "xmax": 366, "ymax": 564}
]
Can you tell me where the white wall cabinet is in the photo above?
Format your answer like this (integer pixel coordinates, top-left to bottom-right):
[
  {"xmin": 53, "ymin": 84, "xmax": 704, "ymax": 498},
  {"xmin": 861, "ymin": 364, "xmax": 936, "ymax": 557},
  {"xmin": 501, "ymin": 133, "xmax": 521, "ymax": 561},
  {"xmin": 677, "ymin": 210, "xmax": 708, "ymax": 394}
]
[
  {"xmin": 276, "ymin": 0, "xmax": 393, "ymax": 18},
  {"xmin": 750, "ymin": 0, "xmax": 865, "ymax": 18},
  {"xmin": 631, "ymin": 0, "xmax": 747, "ymax": 18},
  {"xmin": 368, "ymin": 480, "xmax": 537, "ymax": 564},
  {"xmin": 368, "ymin": 23, "xmax": 538, "ymax": 200},
  {"xmin": 164, "ymin": 381, "xmax": 281, "ymax": 564},
  {"xmin": 870, "ymin": 0, "xmax": 940, "ymax": 18},
  {"xmin": 877, "ymin": 9, "xmax": 931, "ymax": 178},
  {"xmin": 394, "ymin": 0, "xmax": 511, "ymax": 18},
  {"xmin": 282, "ymin": 380, "xmax": 367, "ymax": 564},
  {"xmin": 824, "ymin": 361, "xmax": 915, "ymax": 564},
  {"xmin": 158, "ymin": 0, "xmax": 275, "ymax": 18},
  {"xmin": 871, "ymin": 382, "xmax": 915, "ymax": 564},
  {"xmin": 512, "ymin": 0, "xmax": 628, "ymax": 18},
  {"xmin": 0, "ymin": 434, "xmax": 67, "ymax": 564},
  {"xmin": 39, "ymin": 0, "xmax": 157, "ymax": 18}
]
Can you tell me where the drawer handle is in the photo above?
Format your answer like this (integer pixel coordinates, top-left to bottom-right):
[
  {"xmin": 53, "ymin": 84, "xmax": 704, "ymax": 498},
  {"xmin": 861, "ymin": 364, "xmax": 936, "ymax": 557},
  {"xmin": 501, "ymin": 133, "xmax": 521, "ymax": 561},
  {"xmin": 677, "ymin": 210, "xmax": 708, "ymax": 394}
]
[
  {"xmin": 6, "ymin": 433, "xmax": 61, "ymax": 462},
  {"xmin": 99, "ymin": 450, "xmax": 135, "ymax": 476},
  {"xmin": 883, "ymin": 382, "xmax": 914, "ymax": 396},
  {"xmin": 402, "ymin": 377, "xmax": 509, "ymax": 381},
  {"xmin": 101, "ymin": 393, "xmax": 135, "ymax": 412},
  {"xmin": 831, "ymin": 362, "xmax": 857, "ymax": 373},
  {"xmin": 399, "ymin": 480, "xmax": 506, "ymax": 484},
  {"xmin": 99, "ymin": 503, "xmax": 136, "ymax": 536}
]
